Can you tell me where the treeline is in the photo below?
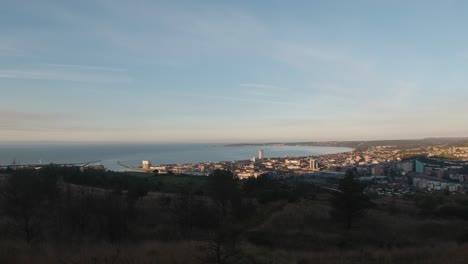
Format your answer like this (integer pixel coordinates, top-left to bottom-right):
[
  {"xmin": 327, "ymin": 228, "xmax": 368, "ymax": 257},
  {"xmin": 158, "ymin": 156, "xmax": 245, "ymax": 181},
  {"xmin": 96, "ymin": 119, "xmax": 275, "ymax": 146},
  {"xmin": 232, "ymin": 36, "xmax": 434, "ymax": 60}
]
[
  {"xmin": 0, "ymin": 166, "xmax": 322, "ymax": 262},
  {"xmin": 0, "ymin": 167, "xmax": 149, "ymax": 244}
]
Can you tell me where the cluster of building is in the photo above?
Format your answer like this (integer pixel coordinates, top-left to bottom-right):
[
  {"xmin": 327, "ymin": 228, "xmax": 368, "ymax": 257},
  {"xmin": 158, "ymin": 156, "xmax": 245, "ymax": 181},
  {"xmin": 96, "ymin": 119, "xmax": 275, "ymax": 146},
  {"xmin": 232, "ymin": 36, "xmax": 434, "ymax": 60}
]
[
  {"xmin": 136, "ymin": 149, "xmax": 320, "ymax": 177},
  {"xmin": 137, "ymin": 144, "xmax": 468, "ymax": 196}
]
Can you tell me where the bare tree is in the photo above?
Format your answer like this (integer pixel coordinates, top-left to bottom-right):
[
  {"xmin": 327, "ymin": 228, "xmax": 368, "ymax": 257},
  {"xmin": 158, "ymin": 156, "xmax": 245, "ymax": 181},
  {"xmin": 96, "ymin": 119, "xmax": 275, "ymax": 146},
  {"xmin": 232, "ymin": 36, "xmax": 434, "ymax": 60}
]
[{"xmin": 2, "ymin": 169, "xmax": 47, "ymax": 243}]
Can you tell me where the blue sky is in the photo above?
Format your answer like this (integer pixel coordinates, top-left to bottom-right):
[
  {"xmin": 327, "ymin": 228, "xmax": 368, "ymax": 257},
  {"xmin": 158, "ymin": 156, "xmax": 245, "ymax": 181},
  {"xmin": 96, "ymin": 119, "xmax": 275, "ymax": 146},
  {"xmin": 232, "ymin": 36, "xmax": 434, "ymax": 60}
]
[{"xmin": 1, "ymin": 0, "xmax": 467, "ymax": 143}]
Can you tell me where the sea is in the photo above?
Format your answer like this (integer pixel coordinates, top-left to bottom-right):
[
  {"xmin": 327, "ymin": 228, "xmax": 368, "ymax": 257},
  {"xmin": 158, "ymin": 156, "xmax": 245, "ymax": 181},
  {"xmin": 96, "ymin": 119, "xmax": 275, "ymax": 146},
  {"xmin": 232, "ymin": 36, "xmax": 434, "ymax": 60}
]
[{"xmin": 0, "ymin": 143, "xmax": 351, "ymax": 171}]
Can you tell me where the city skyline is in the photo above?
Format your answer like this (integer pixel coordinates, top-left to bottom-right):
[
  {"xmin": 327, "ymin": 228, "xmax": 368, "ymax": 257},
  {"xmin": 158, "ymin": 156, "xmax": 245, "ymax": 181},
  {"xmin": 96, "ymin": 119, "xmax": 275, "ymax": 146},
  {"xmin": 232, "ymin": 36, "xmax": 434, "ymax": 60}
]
[{"xmin": 1, "ymin": 0, "xmax": 468, "ymax": 143}]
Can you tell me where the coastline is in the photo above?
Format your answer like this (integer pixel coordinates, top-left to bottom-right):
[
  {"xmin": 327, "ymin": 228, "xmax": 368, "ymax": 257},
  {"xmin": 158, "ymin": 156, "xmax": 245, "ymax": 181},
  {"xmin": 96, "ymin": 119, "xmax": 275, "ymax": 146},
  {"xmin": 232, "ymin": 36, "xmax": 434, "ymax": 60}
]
[{"xmin": 0, "ymin": 143, "xmax": 353, "ymax": 172}]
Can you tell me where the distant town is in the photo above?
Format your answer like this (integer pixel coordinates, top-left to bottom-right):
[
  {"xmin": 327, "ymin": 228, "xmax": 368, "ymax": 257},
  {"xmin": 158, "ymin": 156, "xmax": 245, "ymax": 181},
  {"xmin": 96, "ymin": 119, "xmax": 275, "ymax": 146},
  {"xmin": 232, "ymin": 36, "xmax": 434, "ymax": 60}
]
[
  {"xmin": 117, "ymin": 138, "xmax": 468, "ymax": 196},
  {"xmin": 2, "ymin": 138, "xmax": 467, "ymax": 196}
]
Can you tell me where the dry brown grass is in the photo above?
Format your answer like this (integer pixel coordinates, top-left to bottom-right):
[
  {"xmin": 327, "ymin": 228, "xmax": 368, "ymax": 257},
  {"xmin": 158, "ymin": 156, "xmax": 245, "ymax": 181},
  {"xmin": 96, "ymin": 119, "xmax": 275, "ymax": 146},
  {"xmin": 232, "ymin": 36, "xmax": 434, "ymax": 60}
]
[
  {"xmin": 2, "ymin": 239, "xmax": 468, "ymax": 264},
  {"xmin": 0, "ymin": 240, "xmax": 206, "ymax": 264},
  {"xmin": 240, "ymin": 197, "xmax": 468, "ymax": 260},
  {"xmin": 1, "ymin": 189, "xmax": 467, "ymax": 264},
  {"xmin": 241, "ymin": 242, "xmax": 468, "ymax": 264}
]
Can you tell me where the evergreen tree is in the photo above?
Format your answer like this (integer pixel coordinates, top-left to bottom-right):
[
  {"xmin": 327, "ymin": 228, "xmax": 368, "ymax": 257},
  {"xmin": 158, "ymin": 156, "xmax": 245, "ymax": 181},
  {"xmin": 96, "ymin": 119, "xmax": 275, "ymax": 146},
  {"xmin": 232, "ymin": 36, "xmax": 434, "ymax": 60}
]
[
  {"xmin": 331, "ymin": 170, "xmax": 372, "ymax": 229},
  {"xmin": 207, "ymin": 169, "xmax": 240, "ymax": 218}
]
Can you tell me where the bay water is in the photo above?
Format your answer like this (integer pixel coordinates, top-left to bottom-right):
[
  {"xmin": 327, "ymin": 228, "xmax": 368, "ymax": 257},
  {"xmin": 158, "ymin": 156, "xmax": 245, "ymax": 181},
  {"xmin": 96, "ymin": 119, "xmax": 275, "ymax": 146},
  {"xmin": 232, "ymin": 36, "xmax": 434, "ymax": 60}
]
[{"xmin": 0, "ymin": 143, "xmax": 351, "ymax": 171}]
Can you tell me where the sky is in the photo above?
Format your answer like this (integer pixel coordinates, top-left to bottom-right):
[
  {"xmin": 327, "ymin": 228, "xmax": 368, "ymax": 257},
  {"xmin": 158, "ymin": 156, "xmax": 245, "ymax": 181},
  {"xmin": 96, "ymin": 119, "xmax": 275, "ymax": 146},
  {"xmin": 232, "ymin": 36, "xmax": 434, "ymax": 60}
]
[{"xmin": 1, "ymin": 0, "xmax": 468, "ymax": 143}]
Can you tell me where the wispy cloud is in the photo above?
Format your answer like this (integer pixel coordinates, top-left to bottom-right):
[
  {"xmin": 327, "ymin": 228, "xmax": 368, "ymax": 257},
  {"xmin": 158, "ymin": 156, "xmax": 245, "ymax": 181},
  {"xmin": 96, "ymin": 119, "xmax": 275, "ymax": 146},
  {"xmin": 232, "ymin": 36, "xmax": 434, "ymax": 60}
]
[
  {"xmin": 239, "ymin": 83, "xmax": 290, "ymax": 98},
  {"xmin": 0, "ymin": 109, "xmax": 67, "ymax": 122},
  {"xmin": 39, "ymin": 63, "xmax": 127, "ymax": 72},
  {"xmin": 0, "ymin": 64, "xmax": 130, "ymax": 83},
  {"xmin": 273, "ymin": 43, "xmax": 373, "ymax": 76},
  {"xmin": 0, "ymin": 109, "xmax": 70, "ymax": 131},
  {"xmin": 161, "ymin": 91, "xmax": 311, "ymax": 109},
  {"xmin": 29, "ymin": 0, "xmax": 270, "ymax": 62},
  {"xmin": 0, "ymin": 109, "xmax": 103, "ymax": 133},
  {"xmin": 240, "ymin": 83, "xmax": 285, "ymax": 91}
]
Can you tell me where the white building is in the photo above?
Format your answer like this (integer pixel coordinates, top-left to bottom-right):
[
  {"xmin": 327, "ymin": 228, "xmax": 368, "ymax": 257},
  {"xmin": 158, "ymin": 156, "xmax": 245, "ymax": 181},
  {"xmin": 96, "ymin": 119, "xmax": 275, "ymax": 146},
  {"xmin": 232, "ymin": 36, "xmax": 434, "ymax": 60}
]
[
  {"xmin": 397, "ymin": 161, "xmax": 414, "ymax": 172},
  {"xmin": 285, "ymin": 159, "xmax": 300, "ymax": 165},
  {"xmin": 309, "ymin": 158, "xmax": 317, "ymax": 170},
  {"xmin": 413, "ymin": 175, "xmax": 462, "ymax": 192},
  {"xmin": 142, "ymin": 160, "xmax": 151, "ymax": 170},
  {"xmin": 258, "ymin": 150, "xmax": 264, "ymax": 160}
]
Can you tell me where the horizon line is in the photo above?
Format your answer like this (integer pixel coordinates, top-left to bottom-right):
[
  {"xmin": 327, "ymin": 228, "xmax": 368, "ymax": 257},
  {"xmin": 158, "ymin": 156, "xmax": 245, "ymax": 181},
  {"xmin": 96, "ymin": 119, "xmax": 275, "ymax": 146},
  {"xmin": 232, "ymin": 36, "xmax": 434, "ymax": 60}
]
[{"xmin": 1, "ymin": 136, "xmax": 467, "ymax": 145}]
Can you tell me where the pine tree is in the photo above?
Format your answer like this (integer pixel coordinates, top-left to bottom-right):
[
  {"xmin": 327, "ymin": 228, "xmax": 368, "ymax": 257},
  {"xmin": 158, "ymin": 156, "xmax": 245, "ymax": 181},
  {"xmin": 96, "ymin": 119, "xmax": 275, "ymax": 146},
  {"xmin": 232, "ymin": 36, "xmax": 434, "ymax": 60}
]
[{"xmin": 331, "ymin": 170, "xmax": 372, "ymax": 229}]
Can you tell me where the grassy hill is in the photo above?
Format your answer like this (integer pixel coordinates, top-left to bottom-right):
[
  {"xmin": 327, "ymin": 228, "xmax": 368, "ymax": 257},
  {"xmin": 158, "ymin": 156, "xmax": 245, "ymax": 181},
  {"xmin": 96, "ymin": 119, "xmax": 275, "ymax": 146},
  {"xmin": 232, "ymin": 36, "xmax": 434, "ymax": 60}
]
[{"xmin": 0, "ymin": 166, "xmax": 467, "ymax": 263}]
